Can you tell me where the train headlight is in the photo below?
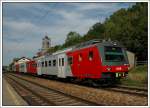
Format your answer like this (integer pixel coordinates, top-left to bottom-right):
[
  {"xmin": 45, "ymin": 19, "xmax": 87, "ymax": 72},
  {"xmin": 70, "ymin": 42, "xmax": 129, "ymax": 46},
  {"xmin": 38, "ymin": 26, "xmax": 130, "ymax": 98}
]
[
  {"xmin": 116, "ymin": 67, "xmax": 122, "ymax": 71},
  {"xmin": 107, "ymin": 67, "xmax": 111, "ymax": 71}
]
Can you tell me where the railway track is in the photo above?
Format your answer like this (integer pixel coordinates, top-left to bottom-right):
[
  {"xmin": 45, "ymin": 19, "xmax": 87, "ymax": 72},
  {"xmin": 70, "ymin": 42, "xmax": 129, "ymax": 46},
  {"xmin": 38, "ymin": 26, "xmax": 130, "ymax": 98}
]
[
  {"xmin": 6, "ymin": 73, "xmax": 148, "ymax": 97},
  {"xmin": 4, "ymin": 74, "xmax": 100, "ymax": 106},
  {"xmin": 111, "ymin": 85, "xmax": 148, "ymax": 96},
  {"xmin": 101, "ymin": 85, "xmax": 148, "ymax": 97},
  {"xmin": 116, "ymin": 85, "xmax": 148, "ymax": 91}
]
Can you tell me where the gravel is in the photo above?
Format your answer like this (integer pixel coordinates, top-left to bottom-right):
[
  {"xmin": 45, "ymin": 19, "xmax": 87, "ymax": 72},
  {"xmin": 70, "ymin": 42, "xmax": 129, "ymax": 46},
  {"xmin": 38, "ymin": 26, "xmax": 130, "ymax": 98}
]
[{"xmin": 11, "ymin": 73, "xmax": 148, "ymax": 106}]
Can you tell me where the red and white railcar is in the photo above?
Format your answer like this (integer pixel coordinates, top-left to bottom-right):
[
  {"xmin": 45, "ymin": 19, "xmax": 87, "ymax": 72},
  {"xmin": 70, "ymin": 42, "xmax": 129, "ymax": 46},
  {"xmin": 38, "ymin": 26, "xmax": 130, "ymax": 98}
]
[{"xmin": 66, "ymin": 40, "xmax": 129, "ymax": 80}]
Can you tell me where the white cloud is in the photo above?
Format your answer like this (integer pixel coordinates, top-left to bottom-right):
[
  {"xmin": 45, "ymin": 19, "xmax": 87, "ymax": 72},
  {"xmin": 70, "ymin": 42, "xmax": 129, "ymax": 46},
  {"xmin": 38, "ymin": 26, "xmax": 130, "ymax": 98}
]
[
  {"xmin": 4, "ymin": 20, "xmax": 38, "ymax": 33},
  {"xmin": 3, "ymin": 2, "xmax": 133, "ymax": 65},
  {"xmin": 72, "ymin": 3, "xmax": 118, "ymax": 11}
]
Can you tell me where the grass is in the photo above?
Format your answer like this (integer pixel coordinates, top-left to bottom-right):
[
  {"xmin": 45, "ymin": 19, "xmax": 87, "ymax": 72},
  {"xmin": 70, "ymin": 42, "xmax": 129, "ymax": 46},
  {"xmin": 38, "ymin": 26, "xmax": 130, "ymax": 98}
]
[{"xmin": 120, "ymin": 65, "xmax": 148, "ymax": 87}]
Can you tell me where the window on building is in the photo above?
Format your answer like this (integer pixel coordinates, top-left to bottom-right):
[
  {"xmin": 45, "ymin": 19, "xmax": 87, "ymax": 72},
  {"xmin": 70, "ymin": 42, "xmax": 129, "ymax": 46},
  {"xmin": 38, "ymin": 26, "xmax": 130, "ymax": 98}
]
[
  {"xmin": 47, "ymin": 42, "xmax": 49, "ymax": 46},
  {"xmin": 68, "ymin": 57, "xmax": 73, "ymax": 65},
  {"xmin": 49, "ymin": 60, "xmax": 51, "ymax": 66},
  {"xmin": 45, "ymin": 61, "xmax": 47, "ymax": 67},
  {"xmin": 62, "ymin": 58, "xmax": 64, "ymax": 66},
  {"xmin": 53, "ymin": 60, "xmax": 56, "ymax": 66},
  {"xmin": 89, "ymin": 51, "xmax": 93, "ymax": 61}
]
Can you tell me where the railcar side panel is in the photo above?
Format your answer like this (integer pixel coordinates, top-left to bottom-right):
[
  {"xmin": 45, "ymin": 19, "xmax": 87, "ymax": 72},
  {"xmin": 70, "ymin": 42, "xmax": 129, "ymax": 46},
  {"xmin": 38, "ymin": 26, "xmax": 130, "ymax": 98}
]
[
  {"xmin": 56, "ymin": 53, "xmax": 73, "ymax": 78},
  {"xmin": 16, "ymin": 64, "xmax": 19, "ymax": 73},
  {"xmin": 67, "ymin": 45, "xmax": 102, "ymax": 79},
  {"xmin": 41, "ymin": 56, "xmax": 58, "ymax": 76},
  {"xmin": 19, "ymin": 62, "xmax": 27, "ymax": 73},
  {"xmin": 53, "ymin": 48, "xmax": 73, "ymax": 78},
  {"xmin": 26, "ymin": 60, "xmax": 37, "ymax": 74}
]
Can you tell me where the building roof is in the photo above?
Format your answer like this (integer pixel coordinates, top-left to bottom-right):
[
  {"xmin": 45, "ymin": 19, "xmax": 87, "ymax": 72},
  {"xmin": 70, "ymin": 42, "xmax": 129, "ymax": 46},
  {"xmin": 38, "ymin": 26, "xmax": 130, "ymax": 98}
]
[{"xmin": 14, "ymin": 57, "xmax": 31, "ymax": 64}]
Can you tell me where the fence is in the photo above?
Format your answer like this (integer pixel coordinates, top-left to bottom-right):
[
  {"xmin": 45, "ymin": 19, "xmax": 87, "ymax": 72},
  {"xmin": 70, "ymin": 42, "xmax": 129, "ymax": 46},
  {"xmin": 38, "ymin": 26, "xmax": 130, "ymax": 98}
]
[{"xmin": 135, "ymin": 61, "xmax": 148, "ymax": 66}]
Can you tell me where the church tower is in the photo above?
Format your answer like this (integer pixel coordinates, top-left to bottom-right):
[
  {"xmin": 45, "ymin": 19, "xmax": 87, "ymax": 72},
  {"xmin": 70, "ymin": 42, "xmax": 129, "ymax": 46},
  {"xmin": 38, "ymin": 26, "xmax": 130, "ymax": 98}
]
[{"xmin": 42, "ymin": 34, "xmax": 51, "ymax": 51}]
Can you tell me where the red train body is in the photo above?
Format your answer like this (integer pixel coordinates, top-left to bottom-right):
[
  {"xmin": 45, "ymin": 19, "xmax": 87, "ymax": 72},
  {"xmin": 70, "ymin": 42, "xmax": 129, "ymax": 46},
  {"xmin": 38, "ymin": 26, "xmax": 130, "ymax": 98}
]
[
  {"xmin": 67, "ymin": 41, "xmax": 129, "ymax": 80},
  {"xmin": 67, "ymin": 45, "xmax": 102, "ymax": 79},
  {"xmin": 15, "ymin": 64, "xmax": 19, "ymax": 73},
  {"xmin": 26, "ymin": 60, "xmax": 37, "ymax": 74}
]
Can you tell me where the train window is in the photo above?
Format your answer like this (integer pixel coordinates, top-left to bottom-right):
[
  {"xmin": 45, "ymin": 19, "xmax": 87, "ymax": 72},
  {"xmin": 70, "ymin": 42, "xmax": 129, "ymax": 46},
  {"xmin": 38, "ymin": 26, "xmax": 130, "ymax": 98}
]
[
  {"xmin": 105, "ymin": 54, "xmax": 124, "ymax": 61},
  {"xmin": 89, "ymin": 51, "xmax": 93, "ymax": 61},
  {"xmin": 105, "ymin": 46, "xmax": 122, "ymax": 53},
  {"xmin": 59, "ymin": 58, "xmax": 61, "ymax": 66},
  {"xmin": 53, "ymin": 60, "xmax": 56, "ymax": 66},
  {"xmin": 78, "ymin": 53, "xmax": 82, "ymax": 62},
  {"xmin": 104, "ymin": 46, "xmax": 124, "ymax": 62},
  {"xmin": 42, "ymin": 62, "xmax": 44, "ymax": 67},
  {"xmin": 45, "ymin": 61, "xmax": 47, "ymax": 67},
  {"xmin": 49, "ymin": 60, "xmax": 51, "ymax": 66},
  {"xmin": 62, "ymin": 58, "xmax": 64, "ymax": 66},
  {"xmin": 68, "ymin": 57, "xmax": 73, "ymax": 65}
]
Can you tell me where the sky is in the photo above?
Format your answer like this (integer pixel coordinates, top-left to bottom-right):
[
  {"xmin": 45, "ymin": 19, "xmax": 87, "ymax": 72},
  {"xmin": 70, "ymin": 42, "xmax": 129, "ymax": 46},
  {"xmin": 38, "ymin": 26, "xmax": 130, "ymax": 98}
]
[{"xmin": 2, "ymin": 2, "xmax": 135, "ymax": 66}]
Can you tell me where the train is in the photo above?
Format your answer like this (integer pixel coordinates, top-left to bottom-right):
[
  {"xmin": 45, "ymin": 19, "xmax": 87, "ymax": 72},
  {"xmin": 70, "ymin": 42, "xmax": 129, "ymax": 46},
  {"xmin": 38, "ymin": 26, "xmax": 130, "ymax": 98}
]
[{"xmin": 12, "ymin": 39, "xmax": 130, "ymax": 86}]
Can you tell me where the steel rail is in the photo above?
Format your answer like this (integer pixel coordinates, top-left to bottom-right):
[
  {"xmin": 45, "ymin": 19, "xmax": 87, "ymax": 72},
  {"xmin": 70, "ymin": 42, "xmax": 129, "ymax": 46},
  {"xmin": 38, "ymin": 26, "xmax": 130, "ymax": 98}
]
[{"xmin": 5, "ymin": 74, "xmax": 101, "ymax": 106}]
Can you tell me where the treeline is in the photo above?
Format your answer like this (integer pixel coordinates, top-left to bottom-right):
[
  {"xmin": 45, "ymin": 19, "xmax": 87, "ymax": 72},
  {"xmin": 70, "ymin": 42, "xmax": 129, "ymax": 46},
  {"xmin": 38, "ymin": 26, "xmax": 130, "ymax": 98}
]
[{"xmin": 48, "ymin": 3, "xmax": 148, "ymax": 61}]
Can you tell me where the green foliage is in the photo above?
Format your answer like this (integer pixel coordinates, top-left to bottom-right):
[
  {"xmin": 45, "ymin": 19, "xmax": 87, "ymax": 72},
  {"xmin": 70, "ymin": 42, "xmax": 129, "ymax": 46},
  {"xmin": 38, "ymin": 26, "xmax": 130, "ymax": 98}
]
[
  {"xmin": 103, "ymin": 3, "xmax": 148, "ymax": 60},
  {"xmin": 47, "ymin": 3, "xmax": 147, "ymax": 61},
  {"xmin": 130, "ymin": 65, "xmax": 148, "ymax": 73},
  {"xmin": 121, "ymin": 65, "xmax": 148, "ymax": 87},
  {"xmin": 63, "ymin": 31, "xmax": 82, "ymax": 47},
  {"xmin": 83, "ymin": 23, "xmax": 105, "ymax": 41},
  {"xmin": 47, "ymin": 45, "xmax": 62, "ymax": 54}
]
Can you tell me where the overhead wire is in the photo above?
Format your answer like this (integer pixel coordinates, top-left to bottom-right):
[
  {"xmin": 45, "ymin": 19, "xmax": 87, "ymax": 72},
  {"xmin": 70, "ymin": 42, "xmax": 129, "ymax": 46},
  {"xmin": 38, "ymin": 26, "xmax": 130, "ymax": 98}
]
[{"xmin": 13, "ymin": 3, "xmax": 58, "ymax": 58}]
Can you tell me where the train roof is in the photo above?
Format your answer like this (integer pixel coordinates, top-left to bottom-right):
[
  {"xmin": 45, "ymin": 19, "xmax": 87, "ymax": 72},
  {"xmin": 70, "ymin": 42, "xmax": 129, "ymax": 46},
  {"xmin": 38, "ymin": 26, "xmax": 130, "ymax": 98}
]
[
  {"xmin": 33, "ymin": 39, "xmax": 125, "ymax": 59},
  {"xmin": 52, "ymin": 47, "xmax": 73, "ymax": 55},
  {"xmin": 73, "ymin": 39, "xmax": 124, "ymax": 51}
]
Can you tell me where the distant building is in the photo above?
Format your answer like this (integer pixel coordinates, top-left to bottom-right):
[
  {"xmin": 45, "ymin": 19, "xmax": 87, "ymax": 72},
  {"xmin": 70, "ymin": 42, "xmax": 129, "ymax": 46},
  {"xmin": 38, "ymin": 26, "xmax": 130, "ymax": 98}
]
[
  {"xmin": 14, "ymin": 57, "xmax": 31, "ymax": 65},
  {"xmin": 36, "ymin": 34, "xmax": 51, "ymax": 57},
  {"xmin": 126, "ymin": 51, "xmax": 135, "ymax": 70},
  {"xmin": 42, "ymin": 35, "xmax": 51, "ymax": 52}
]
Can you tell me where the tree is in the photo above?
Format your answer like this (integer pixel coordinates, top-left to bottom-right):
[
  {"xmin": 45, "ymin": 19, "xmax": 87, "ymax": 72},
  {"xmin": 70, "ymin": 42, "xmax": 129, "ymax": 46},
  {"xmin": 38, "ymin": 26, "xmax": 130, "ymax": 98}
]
[
  {"xmin": 63, "ymin": 31, "xmax": 82, "ymax": 47},
  {"xmin": 47, "ymin": 45, "xmax": 62, "ymax": 54},
  {"xmin": 47, "ymin": 3, "xmax": 148, "ymax": 61},
  {"xmin": 83, "ymin": 22, "xmax": 105, "ymax": 41},
  {"xmin": 84, "ymin": 3, "xmax": 148, "ymax": 60}
]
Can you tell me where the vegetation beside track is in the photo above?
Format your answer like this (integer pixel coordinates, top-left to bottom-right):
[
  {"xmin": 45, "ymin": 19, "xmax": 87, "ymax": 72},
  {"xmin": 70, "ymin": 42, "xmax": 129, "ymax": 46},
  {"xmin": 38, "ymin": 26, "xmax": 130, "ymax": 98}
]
[{"xmin": 120, "ymin": 65, "xmax": 148, "ymax": 87}]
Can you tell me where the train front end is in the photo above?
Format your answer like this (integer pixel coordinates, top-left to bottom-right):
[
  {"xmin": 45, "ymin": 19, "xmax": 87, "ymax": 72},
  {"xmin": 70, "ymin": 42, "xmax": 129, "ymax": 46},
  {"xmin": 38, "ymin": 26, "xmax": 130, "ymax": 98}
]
[{"xmin": 98, "ymin": 41, "xmax": 129, "ymax": 81}]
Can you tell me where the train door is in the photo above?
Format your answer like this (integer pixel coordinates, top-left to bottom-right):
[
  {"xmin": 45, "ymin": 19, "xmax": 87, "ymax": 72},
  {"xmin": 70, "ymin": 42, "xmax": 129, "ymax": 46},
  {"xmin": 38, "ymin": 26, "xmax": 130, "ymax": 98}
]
[
  {"xmin": 37, "ymin": 60, "xmax": 42, "ymax": 75},
  {"xmin": 24, "ymin": 63, "xmax": 27, "ymax": 73},
  {"xmin": 16, "ymin": 64, "xmax": 19, "ymax": 73},
  {"xmin": 77, "ymin": 52, "xmax": 82, "ymax": 78},
  {"xmin": 57, "ymin": 54, "xmax": 66, "ymax": 78}
]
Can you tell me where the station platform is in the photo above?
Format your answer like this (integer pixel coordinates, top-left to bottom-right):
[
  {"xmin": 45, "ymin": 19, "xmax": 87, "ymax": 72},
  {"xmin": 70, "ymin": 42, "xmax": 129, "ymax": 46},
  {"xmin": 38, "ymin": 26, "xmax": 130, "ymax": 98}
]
[{"xmin": 2, "ymin": 77, "xmax": 28, "ymax": 106}]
